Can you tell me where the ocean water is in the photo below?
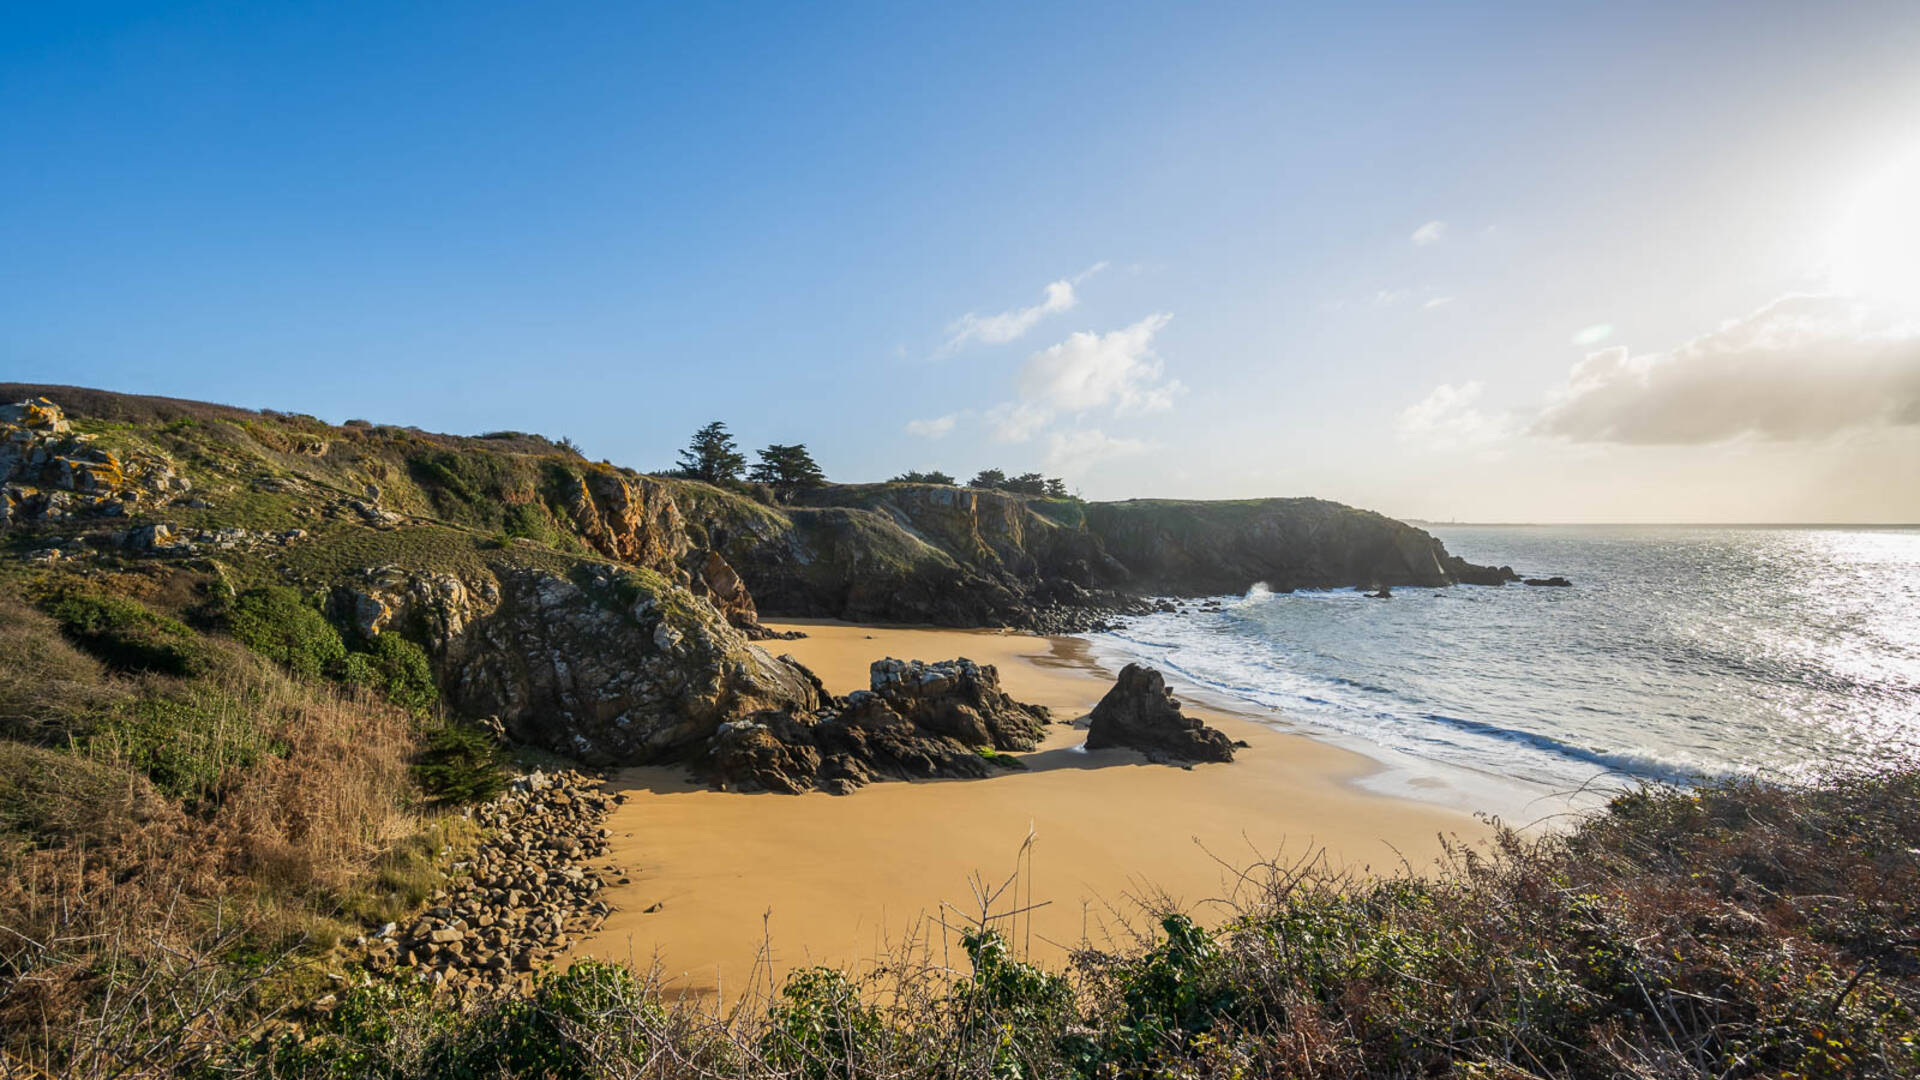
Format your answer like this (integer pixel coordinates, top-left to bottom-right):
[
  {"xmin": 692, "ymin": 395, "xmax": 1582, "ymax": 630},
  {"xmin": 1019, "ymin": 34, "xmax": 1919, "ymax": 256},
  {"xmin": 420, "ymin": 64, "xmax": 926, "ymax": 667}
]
[{"xmin": 1085, "ymin": 525, "xmax": 1920, "ymax": 820}]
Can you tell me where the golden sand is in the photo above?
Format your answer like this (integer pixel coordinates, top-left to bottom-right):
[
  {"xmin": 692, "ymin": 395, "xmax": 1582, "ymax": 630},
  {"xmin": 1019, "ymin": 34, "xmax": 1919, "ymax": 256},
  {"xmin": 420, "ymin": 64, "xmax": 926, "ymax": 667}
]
[{"xmin": 568, "ymin": 621, "xmax": 1481, "ymax": 1001}]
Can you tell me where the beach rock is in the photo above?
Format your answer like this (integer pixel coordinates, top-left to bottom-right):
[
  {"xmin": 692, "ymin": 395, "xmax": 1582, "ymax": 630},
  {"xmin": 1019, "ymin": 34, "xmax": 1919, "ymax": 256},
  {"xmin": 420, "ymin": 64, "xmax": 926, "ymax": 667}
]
[
  {"xmin": 705, "ymin": 713, "xmax": 822, "ymax": 793},
  {"xmin": 689, "ymin": 657, "xmax": 1049, "ymax": 794},
  {"xmin": 1523, "ymin": 576, "xmax": 1573, "ymax": 587},
  {"xmin": 867, "ymin": 657, "xmax": 1050, "ymax": 751},
  {"xmin": 1085, "ymin": 663, "xmax": 1236, "ymax": 764}
]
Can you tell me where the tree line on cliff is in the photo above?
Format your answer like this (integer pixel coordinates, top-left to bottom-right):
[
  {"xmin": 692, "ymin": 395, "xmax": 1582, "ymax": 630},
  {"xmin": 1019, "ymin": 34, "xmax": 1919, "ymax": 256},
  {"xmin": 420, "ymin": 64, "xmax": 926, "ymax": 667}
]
[{"xmin": 668, "ymin": 420, "xmax": 1074, "ymax": 501}]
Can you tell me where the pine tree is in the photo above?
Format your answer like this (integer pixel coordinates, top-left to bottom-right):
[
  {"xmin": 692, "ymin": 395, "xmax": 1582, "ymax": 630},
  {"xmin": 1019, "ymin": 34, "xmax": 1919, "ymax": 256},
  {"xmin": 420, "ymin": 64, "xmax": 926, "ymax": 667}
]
[
  {"xmin": 968, "ymin": 468, "xmax": 1007, "ymax": 489},
  {"xmin": 748, "ymin": 443, "xmax": 826, "ymax": 494},
  {"xmin": 677, "ymin": 422, "xmax": 745, "ymax": 484},
  {"xmin": 891, "ymin": 469, "xmax": 956, "ymax": 485}
]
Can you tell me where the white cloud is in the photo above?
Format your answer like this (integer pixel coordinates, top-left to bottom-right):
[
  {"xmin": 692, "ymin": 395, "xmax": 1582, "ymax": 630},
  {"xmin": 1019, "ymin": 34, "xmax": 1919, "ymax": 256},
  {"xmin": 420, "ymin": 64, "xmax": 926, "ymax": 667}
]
[
  {"xmin": 1017, "ymin": 313, "xmax": 1183, "ymax": 416},
  {"xmin": 984, "ymin": 400, "xmax": 1052, "ymax": 443},
  {"xmin": 1397, "ymin": 381, "xmax": 1507, "ymax": 446},
  {"xmin": 938, "ymin": 263, "xmax": 1108, "ymax": 357},
  {"xmin": 904, "ymin": 414, "xmax": 957, "ymax": 439},
  {"xmin": 1411, "ymin": 220, "xmax": 1448, "ymax": 246},
  {"xmin": 1374, "ymin": 288, "xmax": 1410, "ymax": 306},
  {"xmin": 1570, "ymin": 323, "xmax": 1614, "ymax": 346},
  {"xmin": 1533, "ymin": 295, "xmax": 1920, "ymax": 444},
  {"xmin": 1423, "ymin": 296, "xmax": 1454, "ymax": 310},
  {"xmin": 1045, "ymin": 428, "xmax": 1150, "ymax": 472}
]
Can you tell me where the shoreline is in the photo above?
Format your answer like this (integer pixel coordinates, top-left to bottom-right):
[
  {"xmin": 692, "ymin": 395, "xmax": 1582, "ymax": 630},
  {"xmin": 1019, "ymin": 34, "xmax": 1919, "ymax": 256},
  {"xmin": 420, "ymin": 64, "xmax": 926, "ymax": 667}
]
[
  {"xmin": 1072, "ymin": 610, "xmax": 1586, "ymax": 825},
  {"xmin": 568, "ymin": 620, "xmax": 1486, "ymax": 1001}
]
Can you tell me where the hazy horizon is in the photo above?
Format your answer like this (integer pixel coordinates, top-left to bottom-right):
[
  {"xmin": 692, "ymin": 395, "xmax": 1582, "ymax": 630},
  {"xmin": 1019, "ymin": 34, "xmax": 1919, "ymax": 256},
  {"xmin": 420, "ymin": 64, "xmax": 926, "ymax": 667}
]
[{"xmin": 6, "ymin": 2, "xmax": 1919, "ymax": 523}]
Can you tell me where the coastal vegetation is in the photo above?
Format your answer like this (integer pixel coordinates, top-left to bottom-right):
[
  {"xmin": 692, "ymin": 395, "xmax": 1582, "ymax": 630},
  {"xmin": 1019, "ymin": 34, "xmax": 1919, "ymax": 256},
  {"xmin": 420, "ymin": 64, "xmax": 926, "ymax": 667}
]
[
  {"xmin": 967, "ymin": 468, "xmax": 1072, "ymax": 497},
  {"xmin": 9, "ymin": 758, "xmax": 1914, "ymax": 1078}
]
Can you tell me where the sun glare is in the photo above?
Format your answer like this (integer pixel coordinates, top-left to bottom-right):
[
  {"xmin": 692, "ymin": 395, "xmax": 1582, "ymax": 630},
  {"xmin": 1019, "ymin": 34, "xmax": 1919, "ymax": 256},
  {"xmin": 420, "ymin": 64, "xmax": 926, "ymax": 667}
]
[{"xmin": 1830, "ymin": 150, "xmax": 1920, "ymax": 310}]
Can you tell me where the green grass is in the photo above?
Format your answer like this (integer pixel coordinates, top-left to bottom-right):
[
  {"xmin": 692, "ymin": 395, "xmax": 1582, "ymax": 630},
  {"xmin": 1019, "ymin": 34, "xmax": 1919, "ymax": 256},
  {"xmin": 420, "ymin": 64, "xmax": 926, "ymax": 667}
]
[{"xmin": 93, "ymin": 688, "xmax": 281, "ymax": 802}]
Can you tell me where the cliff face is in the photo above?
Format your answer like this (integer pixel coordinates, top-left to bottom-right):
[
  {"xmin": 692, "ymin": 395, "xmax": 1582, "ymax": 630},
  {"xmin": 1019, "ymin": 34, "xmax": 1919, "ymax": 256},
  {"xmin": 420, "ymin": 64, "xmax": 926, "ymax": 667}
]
[
  {"xmin": 1079, "ymin": 497, "xmax": 1511, "ymax": 593},
  {"xmin": 674, "ymin": 481, "xmax": 1513, "ymax": 627},
  {"xmin": 0, "ymin": 385, "xmax": 1515, "ymax": 760}
]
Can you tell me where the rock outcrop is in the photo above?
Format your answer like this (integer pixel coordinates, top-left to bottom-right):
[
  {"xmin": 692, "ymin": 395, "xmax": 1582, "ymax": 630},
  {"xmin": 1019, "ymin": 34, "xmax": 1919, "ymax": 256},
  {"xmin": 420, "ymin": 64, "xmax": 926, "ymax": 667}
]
[
  {"xmin": 701, "ymin": 657, "xmax": 1050, "ymax": 794},
  {"xmin": 867, "ymin": 657, "xmax": 1051, "ymax": 750},
  {"xmin": 1, "ymin": 398, "xmax": 190, "ymax": 530},
  {"xmin": 334, "ymin": 562, "xmax": 821, "ymax": 764},
  {"xmin": 1085, "ymin": 663, "xmax": 1237, "ymax": 764}
]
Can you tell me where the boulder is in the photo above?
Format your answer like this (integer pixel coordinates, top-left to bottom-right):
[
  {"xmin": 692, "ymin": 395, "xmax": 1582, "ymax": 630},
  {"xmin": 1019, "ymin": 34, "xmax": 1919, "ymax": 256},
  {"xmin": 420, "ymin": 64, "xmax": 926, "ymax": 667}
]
[
  {"xmin": 1523, "ymin": 576, "xmax": 1573, "ymax": 587},
  {"xmin": 704, "ymin": 713, "xmax": 822, "ymax": 794},
  {"xmin": 688, "ymin": 656, "xmax": 1050, "ymax": 794},
  {"xmin": 867, "ymin": 657, "xmax": 1050, "ymax": 751},
  {"xmin": 1085, "ymin": 663, "xmax": 1236, "ymax": 764}
]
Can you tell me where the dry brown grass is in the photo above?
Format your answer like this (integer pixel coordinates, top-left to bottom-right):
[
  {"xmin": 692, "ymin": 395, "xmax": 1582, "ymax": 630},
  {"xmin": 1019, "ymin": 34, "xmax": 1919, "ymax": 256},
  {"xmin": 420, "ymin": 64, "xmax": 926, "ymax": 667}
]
[{"xmin": 0, "ymin": 597, "xmax": 430, "ymax": 1076}]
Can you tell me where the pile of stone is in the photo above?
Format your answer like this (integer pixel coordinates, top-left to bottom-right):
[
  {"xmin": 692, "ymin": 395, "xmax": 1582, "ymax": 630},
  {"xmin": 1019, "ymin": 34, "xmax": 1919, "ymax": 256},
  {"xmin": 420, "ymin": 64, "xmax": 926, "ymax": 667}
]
[{"xmin": 354, "ymin": 769, "xmax": 625, "ymax": 996}]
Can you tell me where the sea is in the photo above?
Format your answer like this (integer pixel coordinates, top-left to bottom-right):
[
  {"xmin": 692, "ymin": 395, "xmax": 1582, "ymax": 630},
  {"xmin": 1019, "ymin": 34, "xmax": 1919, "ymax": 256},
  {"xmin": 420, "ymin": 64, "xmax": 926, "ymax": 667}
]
[{"xmin": 1084, "ymin": 525, "xmax": 1920, "ymax": 822}]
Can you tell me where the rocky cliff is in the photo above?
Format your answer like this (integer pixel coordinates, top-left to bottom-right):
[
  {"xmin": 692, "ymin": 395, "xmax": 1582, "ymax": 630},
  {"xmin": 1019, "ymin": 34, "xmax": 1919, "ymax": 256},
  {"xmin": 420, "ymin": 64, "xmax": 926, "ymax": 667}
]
[
  {"xmin": 674, "ymin": 481, "xmax": 1515, "ymax": 629},
  {"xmin": 0, "ymin": 384, "xmax": 1516, "ymax": 763}
]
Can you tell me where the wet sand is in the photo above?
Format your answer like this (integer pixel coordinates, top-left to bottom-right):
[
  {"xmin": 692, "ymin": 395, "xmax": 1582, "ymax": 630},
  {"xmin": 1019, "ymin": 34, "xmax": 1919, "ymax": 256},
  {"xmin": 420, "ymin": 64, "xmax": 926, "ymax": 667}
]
[{"xmin": 568, "ymin": 620, "xmax": 1482, "ymax": 1002}]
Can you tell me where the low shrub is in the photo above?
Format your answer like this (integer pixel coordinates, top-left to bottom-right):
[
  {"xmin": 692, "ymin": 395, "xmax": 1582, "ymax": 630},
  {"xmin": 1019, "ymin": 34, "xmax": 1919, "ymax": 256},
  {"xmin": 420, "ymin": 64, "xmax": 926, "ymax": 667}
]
[
  {"xmin": 0, "ymin": 595, "xmax": 127, "ymax": 742},
  {"xmin": 342, "ymin": 634, "xmax": 437, "ymax": 714},
  {"xmin": 38, "ymin": 585, "xmax": 206, "ymax": 677},
  {"xmin": 409, "ymin": 722, "xmax": 506, "ymax": 804},
  {"xmin": 760, "ymin": 967, "xmax": 886, "ymax": 1080},
  {"xmin": 0, "ymin": 741, "xmax": 170, "ymax": 848},
  {"xmin": 227, "ymin": 586, "xmax": 346, "ymax": 679}
]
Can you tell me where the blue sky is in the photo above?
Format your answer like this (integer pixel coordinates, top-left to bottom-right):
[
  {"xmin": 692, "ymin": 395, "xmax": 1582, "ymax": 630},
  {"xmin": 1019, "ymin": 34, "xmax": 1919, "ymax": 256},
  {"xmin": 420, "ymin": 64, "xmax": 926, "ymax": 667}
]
[{"xmin": 6, "ymin": 2, "xmax": 1919, "ymax": 520}]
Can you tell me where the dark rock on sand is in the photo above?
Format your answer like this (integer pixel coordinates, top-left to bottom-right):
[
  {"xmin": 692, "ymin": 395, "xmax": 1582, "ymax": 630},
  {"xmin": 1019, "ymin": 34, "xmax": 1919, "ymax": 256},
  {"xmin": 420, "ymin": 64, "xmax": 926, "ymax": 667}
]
[
  {"xmin": 697, "ymin": 657, "xmax": 1049, "ymax": 794},
  {"xmin": 1085, "ymin": 663, "xmax": 1237, "ymax": 764},
  {"xmin": 1523, "ymin": 576, "xmax": 1573, "ymax": 587},
  {"xmin": 868, "ymin": 657, "xmax": 1051, "ymax": 751}
]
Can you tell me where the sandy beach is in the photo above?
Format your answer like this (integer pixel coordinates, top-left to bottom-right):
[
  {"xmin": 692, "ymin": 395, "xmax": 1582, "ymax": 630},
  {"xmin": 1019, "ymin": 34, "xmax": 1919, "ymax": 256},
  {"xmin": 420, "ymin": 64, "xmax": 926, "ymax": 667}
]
[{"xmin": 568, "ymin": 621, "xmax": 1483, "ymax": 1001}]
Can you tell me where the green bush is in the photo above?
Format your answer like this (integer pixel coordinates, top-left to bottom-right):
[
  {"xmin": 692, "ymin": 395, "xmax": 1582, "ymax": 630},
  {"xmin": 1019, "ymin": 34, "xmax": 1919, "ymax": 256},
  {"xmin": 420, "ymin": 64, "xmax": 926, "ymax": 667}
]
[
  {"xmin": 342, "ymin": 634, "xmax": 438, "ymax": 714},
  {"xmin": 760, "ymin": 968, "xmax": 884, "ymax": 1080},
  {"xmin": 1099, "ymin": 913, "xmax": 1233, "ymax": 1070},
  {"xmin": 233, "ymin": 962, "xmax": 657, "ymax": 1080},
  {"xmin": 228, "ymin": 586, "xmax": 346, "ymax": 679},
  {"xmin": 501, "ymin": 501, "xmax": 555, "ymax": 545},
  {"xmin": 410, "ymin": 722, "xmax": 506, "ymax": 804},
  {"xmin": 445, "ymin": 961, "xmax": 657, "ymax": 1079},
  {"xmin": 955, "ymin": 929, "xmax": 1076, "ymax": 1078},
  {"xmin": 38, "ymin": 587, "xmax": 205, "ymax": 676}
]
